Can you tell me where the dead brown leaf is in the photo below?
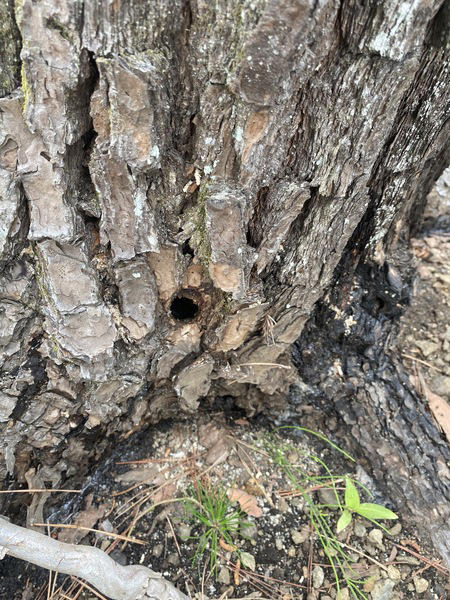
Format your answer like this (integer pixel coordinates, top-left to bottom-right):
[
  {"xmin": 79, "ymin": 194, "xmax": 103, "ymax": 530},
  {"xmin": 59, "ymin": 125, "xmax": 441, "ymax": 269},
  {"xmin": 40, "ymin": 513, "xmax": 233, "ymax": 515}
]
[
  {"xmin": 410, "ymin": 374, "xmax": 450, "ymax": 444},
  {"xmin": 423, "ymin": 384, "xmax": 450, "ymax": 443},
  {"xmin": 228, "ymin": 487, "xmax": 262, "ymax": 517},
  {"xmin": 220, "ymin": 538, "xmax": 237, "ymax": 552}
]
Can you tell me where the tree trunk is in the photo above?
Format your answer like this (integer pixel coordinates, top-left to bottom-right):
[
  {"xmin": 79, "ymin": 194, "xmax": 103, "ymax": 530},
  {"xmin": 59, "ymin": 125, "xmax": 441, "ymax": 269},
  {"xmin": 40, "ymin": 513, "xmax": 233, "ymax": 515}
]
[{"xmin": 0, "ymin": 0, "xmax": 449, "ymax": 559}]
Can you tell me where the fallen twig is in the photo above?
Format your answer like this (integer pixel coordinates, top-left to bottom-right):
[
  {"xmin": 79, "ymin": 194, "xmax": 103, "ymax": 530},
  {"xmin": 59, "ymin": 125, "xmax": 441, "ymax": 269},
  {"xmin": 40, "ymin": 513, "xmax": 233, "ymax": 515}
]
[
  {"xmin": 32, "ymin": 522, "xmax": 145, "ymax": 545},
  {"xmin": 0, "ymin": 488, "xmax": 80, "ymax": 494},
  {"xmin": 387, "ymin": 540, "xmax": 449, "ymax": 576}
]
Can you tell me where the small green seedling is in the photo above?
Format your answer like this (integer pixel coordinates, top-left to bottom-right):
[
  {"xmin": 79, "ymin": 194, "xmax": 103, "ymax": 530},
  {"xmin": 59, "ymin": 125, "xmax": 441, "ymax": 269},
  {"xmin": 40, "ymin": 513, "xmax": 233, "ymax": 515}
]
[
  {"xmin": 264, "ymin": 427, "xmax": 400, "ymax": 600},
  {"xmin": 183, "ymin": 481, "xmax": 252, "ymax": 576},
  {"xmin": 336, "ymin": 477, "xmax": 398, "ymax": 533}
]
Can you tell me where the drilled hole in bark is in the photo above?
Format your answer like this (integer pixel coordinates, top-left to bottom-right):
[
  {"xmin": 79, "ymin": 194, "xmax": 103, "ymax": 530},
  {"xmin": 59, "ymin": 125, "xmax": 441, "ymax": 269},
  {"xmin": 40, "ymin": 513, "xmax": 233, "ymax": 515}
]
[
  {"xmin": 182, "ymin": 239, "xmax": 194, "ymax": 256},
  {"xmin": 170, "ymin": 294, "xmax": 199, "ymax": 321}
]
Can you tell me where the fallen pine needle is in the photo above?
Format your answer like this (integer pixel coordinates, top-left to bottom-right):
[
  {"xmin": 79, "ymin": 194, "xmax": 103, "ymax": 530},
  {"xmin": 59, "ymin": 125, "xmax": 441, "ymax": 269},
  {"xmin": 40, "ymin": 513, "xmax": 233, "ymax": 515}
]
[
  {"xmin": 32, "ymin": 523, "xmax": 146, "ymax": 545},
  {"xmin": 238, "ymin": 362, "xmax": 292, "ymax": 370},
  {"xmin": 387, "ymin": 541, "xmax": 449, "ymax": 576},
  {"xmin": 0, "ymin": 488, "xmax": 80, "ymax": 494},
  {"xmin": 402, "ymin": 353, "xmax": 448, "ymax": 376},
  {"xmin": 277, "ymin": 478, "xmax": 344, "ymax": 497},
  {"xmin": 69, "ymin": 577, "xmax": 108, "ymax": 600}
]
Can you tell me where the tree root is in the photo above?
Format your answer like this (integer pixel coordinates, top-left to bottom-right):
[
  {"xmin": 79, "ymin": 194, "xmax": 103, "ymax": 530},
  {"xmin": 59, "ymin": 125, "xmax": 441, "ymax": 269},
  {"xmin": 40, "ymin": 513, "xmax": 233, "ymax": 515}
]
[{"xmin": 0, "ymin": 516, "xmax": 190, "ymax": 600}]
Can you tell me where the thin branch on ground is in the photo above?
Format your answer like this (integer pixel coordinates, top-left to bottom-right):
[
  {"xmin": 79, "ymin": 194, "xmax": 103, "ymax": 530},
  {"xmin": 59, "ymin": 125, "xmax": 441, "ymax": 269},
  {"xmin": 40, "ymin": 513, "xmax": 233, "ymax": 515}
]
[
  {"xmin": 32, "ymin": 522, "xmax": 145, "ymax": 545},
  {"xmin": 386, "ymin": 541, "xmax": 450, "ymax": 576},
  {"xmin": 0, "ymin": 488, "xmax": 80, "ymax": 494}
]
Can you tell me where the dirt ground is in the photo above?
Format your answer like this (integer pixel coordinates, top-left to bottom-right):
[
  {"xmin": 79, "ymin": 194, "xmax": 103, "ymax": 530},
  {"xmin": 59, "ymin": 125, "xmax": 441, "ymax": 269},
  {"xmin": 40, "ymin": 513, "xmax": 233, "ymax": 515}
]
[
  {"xmin": 1, "ymin": 411, "xmax": 448, "ymax": 600},
  {"xmin": 396, "ymin": 171, "xmax": 450, "ymax": 425},
  {"xmin": 0, "ymin": 175, "xmax": 449, "ymax": 600}
]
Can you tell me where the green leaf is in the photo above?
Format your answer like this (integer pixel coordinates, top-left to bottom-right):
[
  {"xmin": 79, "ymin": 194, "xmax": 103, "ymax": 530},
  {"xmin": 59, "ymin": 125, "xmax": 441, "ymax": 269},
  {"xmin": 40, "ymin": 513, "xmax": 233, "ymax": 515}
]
[
  {"xmin": 240, "ymin": 551, "xmax": 256, "ymax": 571},
  {"xmin": 344, "ymin": 478, "xmax": 360, "ymax": 511},
  {"xmin": 336, "ymin": 509, "xmax": 352, "ymax": 533},
  {"xmin": 356, "ymin": 503, "xmax": 398, "ymax": 520}
]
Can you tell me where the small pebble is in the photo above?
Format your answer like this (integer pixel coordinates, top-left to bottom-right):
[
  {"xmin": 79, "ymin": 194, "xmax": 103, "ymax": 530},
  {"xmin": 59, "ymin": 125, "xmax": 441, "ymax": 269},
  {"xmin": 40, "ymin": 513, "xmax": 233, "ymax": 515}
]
[
  {"xmin": 318, "ymin": 487, "xmax": 340, "ymax": 506},
  {"xmin": 291, "ymin": 527, "xmax": 309, "ymax": 544},
  {"xmin": 370, "ymin": 578, "xmax": 395, "ymax": 600},
  {"xmin": 288, "ymin": 545, "xmax": 296, "ymax": 557},
  {"xmin": 99, "ymin": 519, "xmax": 114, "ymax": 533},
  {"xmin": 273, "ymin": 567, "xmax": 286, "ymax": 579},
  {"xmin": 364, "ymin": 543, "xmax": 379, "ymax": 556},
  {"xmin": 388, "ymin": 523, "xmax": 402, "ymax": 536},
  {"xmin": 244, "ymin": 522, "xmax": 258, "ymax": 539},
  {"xmin": 413, "ymin": 577, "xmax": 429, "ymax": 594},
  {"xmin": 275, "ymin": 537, "xmax": 284, "ymax": 551},
  {"xmin": 401, "ymin": 566, "xmax": 411, "ymax": 580},
  {"xmin": 177, "ymin": 523, "xmax": 191, "ymax": 540},
  {"xmin": 368, "ymin": 528, "xmax": 385, "ymax": 550},
  {"xmin": 167, "ymin": 553, "xmax": 180, "ymax": 566},
  {"xmin": 312, "ymin": 565, "xmax": 324, "ymax": 588},
  {"xmin": 217, "ymin": 567, "xmax": 230, "ymax": 585},
  {"xmin": 152, "ymin": 543, "xmax": 163, "ymax": 558},
  {"xmin": 386, "ymin": 565, "xmax": 401, "ymax": 581},
  {"xmin": 337, "ymin": 588, "xmax": 349, "ymax": 600},
  {"xmin": 363, "ymin": 575, "xmax": 377, "ymax": 593},
  {"xmin": 354, "ymin": 522, "xmax": 367, "ymax": 537},
  {"xmin": 291, "ymin": 497, "xmax": 305, "ymax": 510},
  {"xmin": 400, "ymin": 556, "xmax": 420, "ymax": 566},
  {"xmin": 277, "ymin": 496, "xmax": 289, "ymax": 513}
]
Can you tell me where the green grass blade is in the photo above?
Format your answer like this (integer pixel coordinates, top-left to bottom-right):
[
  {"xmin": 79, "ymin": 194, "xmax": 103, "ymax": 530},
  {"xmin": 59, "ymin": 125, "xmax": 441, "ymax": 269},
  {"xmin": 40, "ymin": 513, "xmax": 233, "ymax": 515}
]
[{"xmin": 277, "ymin": 426, "xmax": 355, "ymax": 462}]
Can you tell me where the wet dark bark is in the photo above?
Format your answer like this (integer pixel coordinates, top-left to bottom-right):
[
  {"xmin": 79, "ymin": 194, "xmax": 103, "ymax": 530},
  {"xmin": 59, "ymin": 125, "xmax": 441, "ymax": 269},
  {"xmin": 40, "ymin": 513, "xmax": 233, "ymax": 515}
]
[{"xmin": 0, "ymin": 0, "xmax": 449, "ymax": 562}]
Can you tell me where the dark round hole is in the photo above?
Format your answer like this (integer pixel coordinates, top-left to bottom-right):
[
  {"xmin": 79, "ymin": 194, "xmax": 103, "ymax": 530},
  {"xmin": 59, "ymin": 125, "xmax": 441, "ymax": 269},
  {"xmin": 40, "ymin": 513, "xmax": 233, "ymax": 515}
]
[{"xmin": 170, "ymin": 295, "xmax": 199, "ymax": 321}]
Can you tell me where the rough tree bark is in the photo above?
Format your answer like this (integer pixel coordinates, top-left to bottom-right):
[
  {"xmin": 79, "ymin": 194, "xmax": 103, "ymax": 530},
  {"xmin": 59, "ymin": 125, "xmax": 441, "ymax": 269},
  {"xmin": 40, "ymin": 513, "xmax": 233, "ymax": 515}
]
[{"xmin": 0, "ymin": 0, "xmax": 449, "ymax": 562}]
